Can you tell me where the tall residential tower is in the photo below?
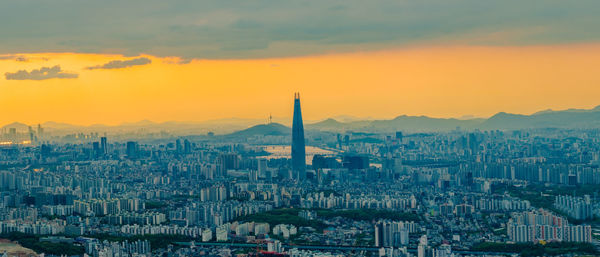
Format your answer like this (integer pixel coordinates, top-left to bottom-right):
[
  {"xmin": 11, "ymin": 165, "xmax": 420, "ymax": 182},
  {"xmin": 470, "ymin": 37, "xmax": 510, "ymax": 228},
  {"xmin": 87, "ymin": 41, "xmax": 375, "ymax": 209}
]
[{"xmin": 291, "ymin": 93, "xmax": 306, "ymax": 179}]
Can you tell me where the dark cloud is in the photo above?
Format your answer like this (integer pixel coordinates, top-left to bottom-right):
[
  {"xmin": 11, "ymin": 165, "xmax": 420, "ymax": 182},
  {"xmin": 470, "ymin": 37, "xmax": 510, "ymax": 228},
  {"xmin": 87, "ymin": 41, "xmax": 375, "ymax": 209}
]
[
  {"xmin": 86, "ymin": 57, "xmax": 151, "ymax": 70},
  {"xmin": 176, "ymin": 58, "xmax": 192, "ymax": 65},
  {"xmin": 15, "ymin": 56, "xmax": 29, "ymax": 62},
  {"xmin": 0, "ymin": 55, "xmax": 26, "ymax": 61},
  {"xmin": 5, "ymin": 65, "xmax": 78, "ymax": 80},
  {"xmin": 0, "ymin": 0, "xmax": 599, "ymax": 59},
  {"xmin": 0, "ymin": 55, "xmax": 48, "ymax": 62}
]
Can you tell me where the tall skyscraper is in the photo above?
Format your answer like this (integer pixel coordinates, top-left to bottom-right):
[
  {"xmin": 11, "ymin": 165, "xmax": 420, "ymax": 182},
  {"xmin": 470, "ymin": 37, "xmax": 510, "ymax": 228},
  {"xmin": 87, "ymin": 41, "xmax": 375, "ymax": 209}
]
[
  {"xmin": 126, "ymin": 141, "xmax": 138, "ymax": 159},
  {"xmin": 100, "ymin": 136, "xmax": 108, "ymax": 155},
  {"xmin": 291, "ymin": 93, "xmax": 306, "ymax": 179}
]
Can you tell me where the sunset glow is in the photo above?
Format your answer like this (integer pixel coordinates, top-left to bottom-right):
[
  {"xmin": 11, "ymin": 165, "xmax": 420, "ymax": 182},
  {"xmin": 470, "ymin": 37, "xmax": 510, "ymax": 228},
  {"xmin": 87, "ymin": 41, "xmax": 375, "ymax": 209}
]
[{"xmin": 2, "ymin": 44, "xmax": 600, "ymax": 126}]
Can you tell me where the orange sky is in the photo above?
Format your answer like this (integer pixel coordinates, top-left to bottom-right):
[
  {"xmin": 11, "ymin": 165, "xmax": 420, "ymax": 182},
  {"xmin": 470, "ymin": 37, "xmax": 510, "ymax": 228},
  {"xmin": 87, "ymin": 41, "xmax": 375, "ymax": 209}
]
[{"xmin": 1, "ymin": 44, "xmax": 600, "ymax": 126}]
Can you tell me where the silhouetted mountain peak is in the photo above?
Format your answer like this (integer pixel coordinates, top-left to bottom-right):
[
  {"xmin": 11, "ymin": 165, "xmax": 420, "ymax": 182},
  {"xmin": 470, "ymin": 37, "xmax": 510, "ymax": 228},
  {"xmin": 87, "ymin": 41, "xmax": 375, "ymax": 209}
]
[
  {"xmin": 226, "ymin": 122, "xmax": 290, "ymax": 137},
  {"xmin": 533, "ymin": 109, "xmax": 554, "ymax": 115},
  {"xmin": 312, "ymin": 118, "xmax": 342, "ymax": 126},
  {"xmin": 488, "ymin": 112, "xmax": 526, "ymax": 118},
  {"xmin": 2, "ymin": 122, "xmax": 29, "ymax": 131}
]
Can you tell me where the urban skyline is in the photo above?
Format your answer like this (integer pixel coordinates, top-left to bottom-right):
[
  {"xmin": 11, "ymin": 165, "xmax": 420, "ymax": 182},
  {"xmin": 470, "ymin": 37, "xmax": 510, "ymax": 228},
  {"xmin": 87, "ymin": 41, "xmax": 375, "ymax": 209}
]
[
  {"xmin": 0, "ymin": 95, "xmax": 599, "ymax": 257},
  {"xmin": 2, "ymin": 1, "xmax": 600, "ymax": 257}
]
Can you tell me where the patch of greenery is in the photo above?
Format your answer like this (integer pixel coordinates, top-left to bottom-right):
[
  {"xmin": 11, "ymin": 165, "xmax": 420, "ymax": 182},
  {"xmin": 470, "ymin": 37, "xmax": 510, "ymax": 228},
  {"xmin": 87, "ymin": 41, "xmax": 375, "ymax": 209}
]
[
  {"xmin": 493, "ymin": 183, "xmax": 600, "ymax": 203},
  {"xmin": 472, "ymin": 242, "xmax": 598, "ymax": 257},
  {"xmin": 493, "ymin": 184, "xmax": 554, "ymax": 209},
  {"xmin": 0, "ymin": 232, "xmax": 84, "ymax": 256},
  {"xmin": 144, "ymin": 200, "xmax": 167, "ymax": 209},
  {"xmin": 493, "ymin": 184, "xmax": 599, "ymax": 224},
  {"xmin": 315, "ymin": 209, "xmax": 420, "ymax": 222}
]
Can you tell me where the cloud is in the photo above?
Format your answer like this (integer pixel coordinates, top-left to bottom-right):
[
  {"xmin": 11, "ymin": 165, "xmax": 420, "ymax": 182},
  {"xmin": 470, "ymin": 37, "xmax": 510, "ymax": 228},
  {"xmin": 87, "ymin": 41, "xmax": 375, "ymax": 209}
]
[
  {"xmin": 0, "ymin": 55, "xmax": 48, "ymax": 62},
  {"xmin": 86, "ymin": 57, "xmax": 151, "ymax": 70},
  {"xmin": 162, "ymin": 57, "xmax": 193, "ymax": 65},
  {"xmin": 0, "ymin": 55, "xmax": 27, "ymax": 61},
  {"xmin": 5, "ymin": 65, "xmax": 78, "ymax": 80},
  {"xmin": 0, "ymin": 0, "xmax": 599, "ymax": 59},
  {"xmin": 15, "ymin": 56, "xmax": 29, "ymax": 62},
  {"xmin": 176, "ymin": 59, "xmax": 192, "ymax": 65}
]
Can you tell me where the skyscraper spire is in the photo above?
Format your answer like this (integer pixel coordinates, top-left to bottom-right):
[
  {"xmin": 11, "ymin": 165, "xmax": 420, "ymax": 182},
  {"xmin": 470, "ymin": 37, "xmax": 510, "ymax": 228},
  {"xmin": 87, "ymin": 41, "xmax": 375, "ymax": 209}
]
[{"xmin": 291, "ymin": 92, "xmax": 306, "ymax": 180}]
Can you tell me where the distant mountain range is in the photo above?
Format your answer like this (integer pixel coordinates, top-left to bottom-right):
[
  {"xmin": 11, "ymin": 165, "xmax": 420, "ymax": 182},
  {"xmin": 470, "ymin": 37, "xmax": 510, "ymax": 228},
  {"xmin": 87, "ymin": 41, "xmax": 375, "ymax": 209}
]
[
  {"xmin": 3, "ymin": 105, "xmax": 600, "ymax": 135},
  {"xmin": 218, "ymin": 105, "xmax": 600, "ymax": 136},
  {"xmin": 0, "ymin": 119, "xmax": 261, "ymax": 136},
  {"xmin": 307, "ymin": 106, "xmax": 600, "ymax": 132}
]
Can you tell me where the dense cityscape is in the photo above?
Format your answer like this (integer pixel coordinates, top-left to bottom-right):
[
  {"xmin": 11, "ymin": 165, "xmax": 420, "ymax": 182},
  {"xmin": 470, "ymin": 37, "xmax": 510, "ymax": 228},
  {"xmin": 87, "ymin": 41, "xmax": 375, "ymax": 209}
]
[
  {"xmin": 0, "ymin": 95, "xmax": 599, "ymax": 257},
  {"xmin": 3, "ymin": 0, "xmax": 600, "ymax": 256}
]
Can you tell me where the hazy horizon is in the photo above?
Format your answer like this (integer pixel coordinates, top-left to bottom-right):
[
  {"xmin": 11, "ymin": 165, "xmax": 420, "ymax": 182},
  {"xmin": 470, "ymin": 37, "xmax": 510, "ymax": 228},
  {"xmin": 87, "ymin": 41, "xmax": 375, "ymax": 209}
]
[{"xmin": 1, "ymin": 102, "xmax": 599, "ymax": 128}]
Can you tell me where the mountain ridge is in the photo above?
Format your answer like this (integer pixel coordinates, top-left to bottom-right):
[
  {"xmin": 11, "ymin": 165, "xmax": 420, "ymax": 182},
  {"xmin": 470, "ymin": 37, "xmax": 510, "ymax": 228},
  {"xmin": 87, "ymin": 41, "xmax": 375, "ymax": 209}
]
[
  {"xmin": 224, "ymin": 123, "xmax": 290, "ymax": 138},
  {"xmin": 3, "ymin": 105, "xmax": 600, "ymax": 134}
]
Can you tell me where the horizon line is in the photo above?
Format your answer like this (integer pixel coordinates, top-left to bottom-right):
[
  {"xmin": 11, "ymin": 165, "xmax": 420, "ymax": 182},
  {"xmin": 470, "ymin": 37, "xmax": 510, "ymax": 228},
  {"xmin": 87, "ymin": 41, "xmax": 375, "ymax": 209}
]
[{"xmin": 2, "ymin": 104, "xmax": 599, "ymax": 128}]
